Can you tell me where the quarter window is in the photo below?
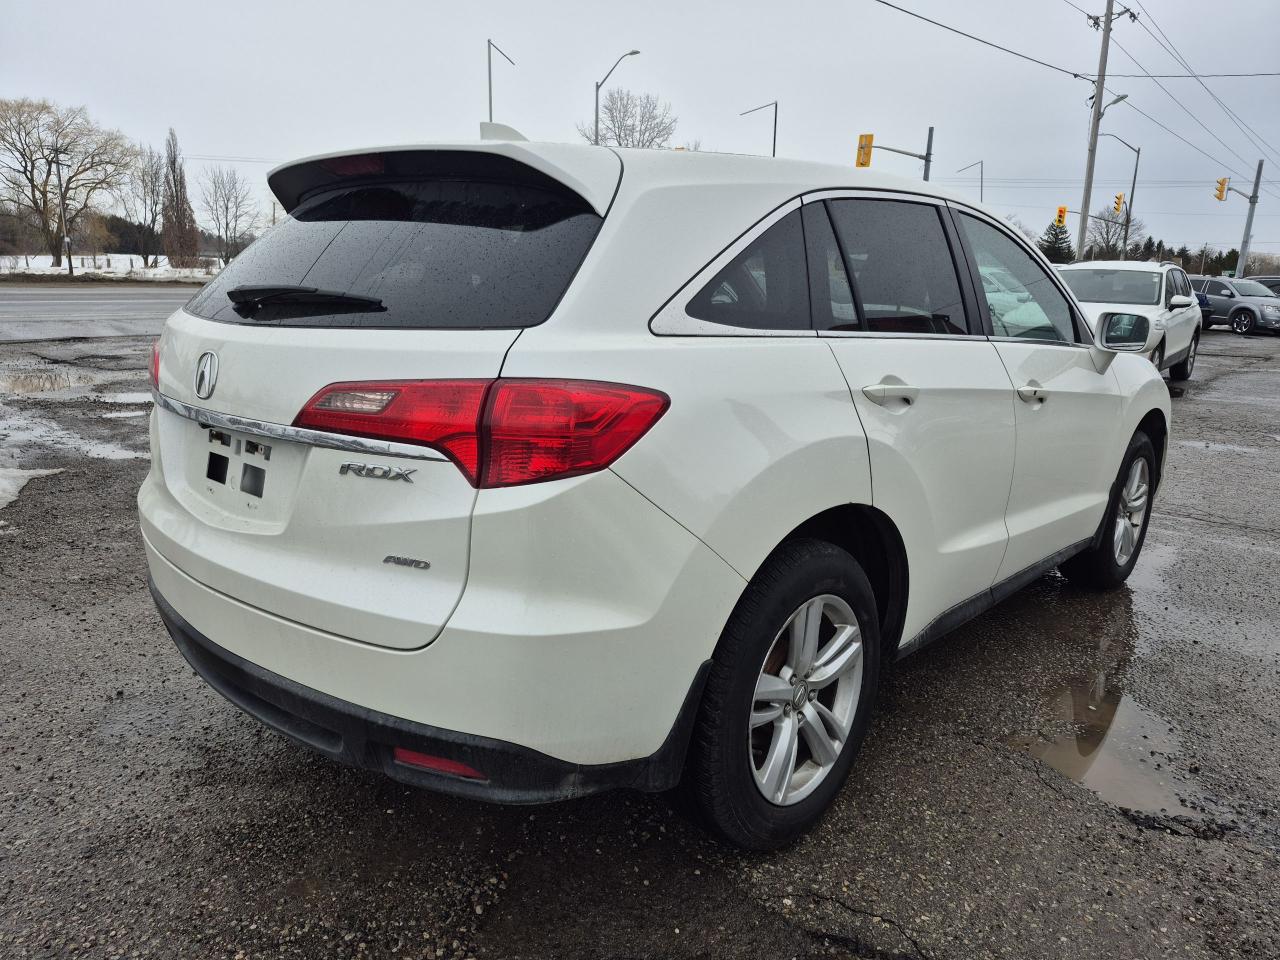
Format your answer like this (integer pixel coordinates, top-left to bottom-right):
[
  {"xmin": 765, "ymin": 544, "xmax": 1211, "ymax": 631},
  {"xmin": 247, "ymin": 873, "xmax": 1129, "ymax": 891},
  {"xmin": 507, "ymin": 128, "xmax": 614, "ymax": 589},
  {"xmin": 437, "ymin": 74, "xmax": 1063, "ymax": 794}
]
[
  {"xmin": 686, "ymin": 210, "xmax": 811, "ymax": 331},
  {"xmin": 824, "ymin": 199, "xmax": 969, "ymax": 335},
  {"xmin": 957, "ymin": 213, "xmax": 1078, "ymax": 343}
]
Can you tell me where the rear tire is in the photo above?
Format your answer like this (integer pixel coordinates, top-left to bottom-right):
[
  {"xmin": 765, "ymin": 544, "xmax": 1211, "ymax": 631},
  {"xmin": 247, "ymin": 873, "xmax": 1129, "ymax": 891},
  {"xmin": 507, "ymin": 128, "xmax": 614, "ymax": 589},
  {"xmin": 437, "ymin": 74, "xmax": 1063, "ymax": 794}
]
[
  {"xmin": 687, "ymin": 539, "xmax": 880, "ymax": 850},
  {"xmin": 1231, "ymin": 310, "xmax": 1256, "ymax": 335},
  {"xmin": 1169, "ymin": 333, "xmax": 1198, "ymax": 381},
  {"xmin": 1059, "ymin": 431, "xmax": 1156, "ymax": 590}
]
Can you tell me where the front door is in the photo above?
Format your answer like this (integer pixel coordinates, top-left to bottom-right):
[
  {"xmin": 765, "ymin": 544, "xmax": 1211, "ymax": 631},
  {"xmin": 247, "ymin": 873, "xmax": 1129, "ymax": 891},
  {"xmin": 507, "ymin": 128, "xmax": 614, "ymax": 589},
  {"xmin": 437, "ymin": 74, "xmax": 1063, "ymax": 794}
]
[
  {"xmin": 804, "ymin": 195, "xmax": 1016, "ymax": 645},
  {"xmin": 950, "ymin": 208, "xmax": 1124, "ymax": 581}
]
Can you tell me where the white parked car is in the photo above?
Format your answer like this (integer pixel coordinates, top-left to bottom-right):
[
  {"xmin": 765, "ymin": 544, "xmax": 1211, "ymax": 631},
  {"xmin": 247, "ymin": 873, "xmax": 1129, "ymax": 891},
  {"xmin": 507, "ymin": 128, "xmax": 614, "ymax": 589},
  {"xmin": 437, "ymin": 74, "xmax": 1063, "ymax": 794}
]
[
  {"xmin": 1058, "ymin": 260, "xmax": 1202, "ymax": 380},
  {"xmin": 140, "ymin": 139, "xmax": 1170, "ymax": 849}
]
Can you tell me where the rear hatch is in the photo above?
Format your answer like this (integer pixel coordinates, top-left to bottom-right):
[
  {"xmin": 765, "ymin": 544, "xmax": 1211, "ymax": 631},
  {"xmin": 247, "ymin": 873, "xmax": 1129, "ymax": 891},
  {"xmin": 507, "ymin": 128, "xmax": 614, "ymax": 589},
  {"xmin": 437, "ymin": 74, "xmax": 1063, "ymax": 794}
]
[{"xmin": 146, "ymin": 146, "xmax": 619, "ymax": 650}]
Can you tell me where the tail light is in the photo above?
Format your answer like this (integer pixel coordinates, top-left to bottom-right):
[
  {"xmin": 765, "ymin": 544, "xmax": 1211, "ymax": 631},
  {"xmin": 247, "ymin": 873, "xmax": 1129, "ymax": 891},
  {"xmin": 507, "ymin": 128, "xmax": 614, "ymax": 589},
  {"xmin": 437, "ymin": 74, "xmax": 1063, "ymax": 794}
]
[
  {"xmin": 294, "ymin": 378, "xmax": 668, "ymax": 488},
  {"xmin": 150, "ymin": 340, "xmax": 161, "ymax": 389}
]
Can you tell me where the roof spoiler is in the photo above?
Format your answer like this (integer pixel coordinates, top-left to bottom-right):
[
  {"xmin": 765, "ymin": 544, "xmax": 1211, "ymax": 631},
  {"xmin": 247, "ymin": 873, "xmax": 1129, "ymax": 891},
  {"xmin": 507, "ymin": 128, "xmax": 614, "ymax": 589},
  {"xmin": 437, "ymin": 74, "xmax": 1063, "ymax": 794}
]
[{"xmin": 266, "ymin": 141, "xmax": 620, "ymax": 216}]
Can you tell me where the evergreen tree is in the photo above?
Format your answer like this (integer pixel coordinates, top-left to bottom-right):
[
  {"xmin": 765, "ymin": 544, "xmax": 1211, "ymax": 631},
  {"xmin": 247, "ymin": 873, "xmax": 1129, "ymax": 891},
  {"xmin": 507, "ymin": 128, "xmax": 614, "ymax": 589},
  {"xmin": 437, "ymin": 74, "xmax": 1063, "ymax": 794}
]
[
  {"xmin": 1139, "ymin": 236, "xmax": 1156, "ymax": 261},
  {"xmin": 161, "ymin": 128, "xmax": 199, "ymax": 268},
  {"xmin": 1036, "ymin": 219, "xmax": 1076, "ymax": 264}
]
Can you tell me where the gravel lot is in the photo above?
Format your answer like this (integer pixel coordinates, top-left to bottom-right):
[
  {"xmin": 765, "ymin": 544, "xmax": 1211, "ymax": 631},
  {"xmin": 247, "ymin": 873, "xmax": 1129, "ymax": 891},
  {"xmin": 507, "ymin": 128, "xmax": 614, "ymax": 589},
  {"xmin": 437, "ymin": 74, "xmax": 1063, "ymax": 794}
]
[{"xmin": 2, "ymin": 313, "xmax": 1278, "ymax": 959}]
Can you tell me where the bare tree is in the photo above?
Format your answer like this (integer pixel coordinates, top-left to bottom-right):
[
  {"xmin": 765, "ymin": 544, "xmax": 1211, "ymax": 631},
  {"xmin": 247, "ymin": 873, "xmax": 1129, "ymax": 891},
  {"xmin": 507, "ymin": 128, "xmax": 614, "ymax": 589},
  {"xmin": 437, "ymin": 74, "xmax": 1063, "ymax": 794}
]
[
  {"xmin": 199, "ymin": 165, "xmax": 260, "ymax": 263},
  {"xmin": 0, "ymin": 98, "xmax": 133, "ymax": 266},
  {"xmin": 162, "ymin": 128, "xmax": 199, "ymax": 268},
  {"xmin": 115, "ymin": 144, "xmax": 164, "ymax": 267},
  {"xmin": 1085, "ymin": 206, "xmax": 1146, "ymax": 260},
  {"xmin": 577, "ymin": 89, "xmax": 677, "ymax": 148}
]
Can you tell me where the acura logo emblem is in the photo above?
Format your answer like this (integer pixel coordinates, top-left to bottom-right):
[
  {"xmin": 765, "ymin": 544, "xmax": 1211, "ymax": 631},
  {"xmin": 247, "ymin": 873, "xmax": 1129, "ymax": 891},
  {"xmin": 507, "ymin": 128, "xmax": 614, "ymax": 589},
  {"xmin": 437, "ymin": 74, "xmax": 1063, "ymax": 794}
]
[{"xmin": 194, "ymin": 352, "xmax": 219, "ymax": 400}]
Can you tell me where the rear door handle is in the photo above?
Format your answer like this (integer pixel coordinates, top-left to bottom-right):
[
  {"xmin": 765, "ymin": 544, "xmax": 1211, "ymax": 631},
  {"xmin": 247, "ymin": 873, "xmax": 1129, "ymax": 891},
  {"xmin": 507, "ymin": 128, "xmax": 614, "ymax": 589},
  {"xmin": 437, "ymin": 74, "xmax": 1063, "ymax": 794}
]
[
  {"xmin": 1017, "ymin": 384, "xmax": 1048, "ymax": 403},
  {"xmin": 861, "ymin": 383, "xmax": 920, "ymax": 406}
]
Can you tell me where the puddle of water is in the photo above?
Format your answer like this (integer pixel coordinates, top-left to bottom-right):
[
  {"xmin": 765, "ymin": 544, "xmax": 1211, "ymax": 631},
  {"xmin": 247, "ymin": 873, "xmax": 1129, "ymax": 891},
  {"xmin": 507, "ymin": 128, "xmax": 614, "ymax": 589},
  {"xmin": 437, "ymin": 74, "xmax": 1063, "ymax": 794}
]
[
  {"xmin": 0, "ymin": 466, "xmax": 64, "ymax": 512},
  {"xmin": 1011, "ymin": 681, "xmax": 1202, "ymax": 818},
  {"xmin": 0, "ymin": 401, "xmax": 146, "ymax": 462}
]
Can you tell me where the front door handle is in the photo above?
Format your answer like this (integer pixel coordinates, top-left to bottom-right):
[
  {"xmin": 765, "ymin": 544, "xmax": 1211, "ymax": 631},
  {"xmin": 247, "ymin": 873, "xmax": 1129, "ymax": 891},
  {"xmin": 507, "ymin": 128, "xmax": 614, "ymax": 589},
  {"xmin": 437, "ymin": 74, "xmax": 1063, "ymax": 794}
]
[
  {"xmin": 1017, "ymin": 384, "xmax": 1048, "ymax": 404},
  {"xmin": 862, "ymin": 383, "xmax": 920, "ymax": 406}
]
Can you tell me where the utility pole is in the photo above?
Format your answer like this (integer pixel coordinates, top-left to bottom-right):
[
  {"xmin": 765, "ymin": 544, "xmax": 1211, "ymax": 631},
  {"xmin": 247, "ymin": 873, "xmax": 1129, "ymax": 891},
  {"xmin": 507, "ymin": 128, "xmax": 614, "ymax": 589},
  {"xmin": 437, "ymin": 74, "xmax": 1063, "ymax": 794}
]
[
  {"xmin": 1077, "ymin": 0, "xmax": 1116, "ymax": 257},
  {"xmin": 1235, "ymin": 159, "xmax": 1264, "ymax": 278},
  {"xmin": 486, "ymin": 40, "xmax": 515, "ymax": 124},
  {"xmin": 51, "ymin": 147, "xmax": 73, "ymax": 278}
]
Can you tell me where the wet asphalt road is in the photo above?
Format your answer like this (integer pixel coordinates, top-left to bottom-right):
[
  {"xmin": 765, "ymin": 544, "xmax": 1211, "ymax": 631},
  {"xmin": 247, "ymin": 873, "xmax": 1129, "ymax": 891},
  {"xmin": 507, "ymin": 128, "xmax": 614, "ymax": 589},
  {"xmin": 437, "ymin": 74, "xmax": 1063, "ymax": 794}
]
[
  {"xmin": 0, "ymin": 284, "xmax": 196, "ymax": 342},
  {"xmin": 1, "ymin": 322, "xmax": 1278, "ymax": 959}
]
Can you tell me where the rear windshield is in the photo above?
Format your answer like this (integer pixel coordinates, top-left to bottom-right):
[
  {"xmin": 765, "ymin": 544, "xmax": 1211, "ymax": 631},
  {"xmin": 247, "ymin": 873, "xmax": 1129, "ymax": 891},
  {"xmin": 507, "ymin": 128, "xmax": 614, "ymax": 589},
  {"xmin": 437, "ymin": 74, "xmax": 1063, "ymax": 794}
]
[
  {"xmin": 1060, "ymin": 268, "xmax": 1162, "ymax": 305},
  {"xmin": 187, "ymin": 178, "xmax": 602, "ymax": 328}
]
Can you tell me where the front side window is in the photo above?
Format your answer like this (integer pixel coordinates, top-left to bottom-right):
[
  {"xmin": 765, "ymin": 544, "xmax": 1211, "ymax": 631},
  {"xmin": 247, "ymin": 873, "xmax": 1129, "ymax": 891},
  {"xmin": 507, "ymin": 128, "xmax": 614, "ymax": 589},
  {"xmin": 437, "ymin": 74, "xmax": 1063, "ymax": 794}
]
[
  {"xmin": 686, "ymin": 210, "xmax": 810, "ymax": 331},
  {"xmin": 824, "ymin": 199, "xmax": 969, "ymax": 335},
  {"xmin": 1207, "ymin": 280, "xmax": 1231, "ymax": 297},
  {"xmin": 958, "ymin": 213, "xmax": 1078, "ymax": 343}
]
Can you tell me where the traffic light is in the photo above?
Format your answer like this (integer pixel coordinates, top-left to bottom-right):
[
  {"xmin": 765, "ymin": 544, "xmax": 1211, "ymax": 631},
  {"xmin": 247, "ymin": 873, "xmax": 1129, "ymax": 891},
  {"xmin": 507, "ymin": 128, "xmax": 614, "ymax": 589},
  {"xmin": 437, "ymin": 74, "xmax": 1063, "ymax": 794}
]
[
  {"xmin": 856, "ymin": 133, "xmax": 874, "ymax": 168},
  {"xmin": 1113, "ymin": 192, "xmax": 1125, "ymax": 215},
  {"xmin": 1054, "ymin": 205, "xmax": 1068, "ymax": 227},
  {"xmin": 1214, "ymin": 177, "xmax": 1229, "ymax": 201}
]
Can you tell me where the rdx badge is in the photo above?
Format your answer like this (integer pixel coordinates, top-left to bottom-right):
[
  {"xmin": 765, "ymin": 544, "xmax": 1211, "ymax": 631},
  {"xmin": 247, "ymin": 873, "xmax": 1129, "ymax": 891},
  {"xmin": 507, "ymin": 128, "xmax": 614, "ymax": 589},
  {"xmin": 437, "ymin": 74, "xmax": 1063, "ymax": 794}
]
[{"xmin": 339, "ymin": 461, "xmax": 416, "ymax": 482}]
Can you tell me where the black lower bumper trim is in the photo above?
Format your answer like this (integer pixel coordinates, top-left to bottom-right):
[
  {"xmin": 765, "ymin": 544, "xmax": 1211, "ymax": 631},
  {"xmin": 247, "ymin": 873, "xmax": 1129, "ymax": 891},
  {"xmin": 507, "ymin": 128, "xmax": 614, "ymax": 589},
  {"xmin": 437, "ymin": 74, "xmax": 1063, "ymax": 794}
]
[{"xmin": 149, "ymin": 579, "xmax": 709, "ymax": 804}]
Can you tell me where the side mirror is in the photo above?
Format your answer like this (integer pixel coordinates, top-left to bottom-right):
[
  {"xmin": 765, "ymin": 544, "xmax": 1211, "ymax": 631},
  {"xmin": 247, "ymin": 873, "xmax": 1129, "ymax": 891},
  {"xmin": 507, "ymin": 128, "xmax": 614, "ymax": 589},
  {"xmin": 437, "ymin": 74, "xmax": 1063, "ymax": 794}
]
[
  {"xmin": 1223, "ymin": 289, "xmax": 1235, "ymax": 298},
  {"xmin": 1169, "ymin": 294, "xmax": 1194, "ymax": 309},
  {"xmin": 1100, "ymin": 312, "xmax": 1150, "ymax": 351}
]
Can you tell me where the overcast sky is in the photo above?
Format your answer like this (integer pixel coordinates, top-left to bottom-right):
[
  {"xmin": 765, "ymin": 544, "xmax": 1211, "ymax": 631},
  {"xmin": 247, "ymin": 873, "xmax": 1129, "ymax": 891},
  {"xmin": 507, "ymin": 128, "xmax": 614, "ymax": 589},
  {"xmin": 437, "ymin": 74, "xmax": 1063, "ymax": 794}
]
[{"xmin": 5, "ymin": 0, "xmax": 1279, "ymax": 252}]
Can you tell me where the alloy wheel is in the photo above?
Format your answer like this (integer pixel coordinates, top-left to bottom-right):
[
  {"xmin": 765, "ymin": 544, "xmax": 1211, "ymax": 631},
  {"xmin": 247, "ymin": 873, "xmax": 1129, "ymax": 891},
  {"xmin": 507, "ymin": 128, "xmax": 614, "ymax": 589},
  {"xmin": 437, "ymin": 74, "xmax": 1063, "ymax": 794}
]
[
  {"xmin": 749, "ymin": 594, "xmax": 863, "ymax": 806},
  {"xmin": 1232, "ymin": 312, "xmax": 1253, "ymax": 335},
  {"xmin": 1186, "ymin": 336, "xmax": 1197, "ymax": 374},
  {"xmin": 1113, "ymin": 457, "xmax": 1150, "ymax": 567}
]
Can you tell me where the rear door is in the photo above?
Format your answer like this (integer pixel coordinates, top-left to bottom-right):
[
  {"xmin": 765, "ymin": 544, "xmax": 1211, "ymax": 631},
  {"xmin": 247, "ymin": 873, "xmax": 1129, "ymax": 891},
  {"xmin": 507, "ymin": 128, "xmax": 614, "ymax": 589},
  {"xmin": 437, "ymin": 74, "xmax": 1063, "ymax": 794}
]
[
  {"xmin": 809, "ymin": 193, "xmax": 1016, "ymax": 642},
  {"xmin": 949, "ymin": 206, "xmax": 1123, "ymax": 580},
  {"xmin": 144, "ymin": 151, "xmax": 617, "ymax": 650}
]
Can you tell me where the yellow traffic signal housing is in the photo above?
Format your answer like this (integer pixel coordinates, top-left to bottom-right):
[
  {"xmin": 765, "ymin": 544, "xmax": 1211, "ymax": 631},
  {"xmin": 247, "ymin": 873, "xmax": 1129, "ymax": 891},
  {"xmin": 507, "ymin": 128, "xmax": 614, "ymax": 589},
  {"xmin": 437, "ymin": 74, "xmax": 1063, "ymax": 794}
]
[
  {"xmin": 856, "ymin": 133, "xmax": 874, "ymax": 168},
  {"xmin": 1113, "ymin": 192, "xmax": 1125, "ymax": 215},
  {"xmin": 1215, "ymin": 177, "xmax": 1229, "ymax": 201},
  {"xmin": 1054, "ymin": 205, "xmax": 1068, "ymax": 227}
]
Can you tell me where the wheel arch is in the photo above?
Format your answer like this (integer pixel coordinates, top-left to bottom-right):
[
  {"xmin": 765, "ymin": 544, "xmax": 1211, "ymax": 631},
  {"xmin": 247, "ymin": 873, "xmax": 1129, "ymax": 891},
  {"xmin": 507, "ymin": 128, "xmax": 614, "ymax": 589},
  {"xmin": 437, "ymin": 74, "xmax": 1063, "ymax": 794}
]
[
  {"xmin": 1136, "ymin": 407, "xmax": 1168, "ymax": 492},
  {"xmin": 782, "ymin": 504, "xmax": 909, "ymax": 663}
]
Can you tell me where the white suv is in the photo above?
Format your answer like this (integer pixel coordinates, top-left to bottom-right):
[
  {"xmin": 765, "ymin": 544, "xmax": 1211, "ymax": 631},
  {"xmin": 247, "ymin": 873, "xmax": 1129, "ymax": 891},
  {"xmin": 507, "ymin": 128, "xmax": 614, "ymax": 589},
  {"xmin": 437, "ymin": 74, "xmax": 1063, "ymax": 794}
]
[
  {"xmin": 140, "ymin": 140, "xmax": 1170, "ymax": 849},
  {"xmin": 1059, "ymin": 260, "xmax": 1202, "ymax": 380}
]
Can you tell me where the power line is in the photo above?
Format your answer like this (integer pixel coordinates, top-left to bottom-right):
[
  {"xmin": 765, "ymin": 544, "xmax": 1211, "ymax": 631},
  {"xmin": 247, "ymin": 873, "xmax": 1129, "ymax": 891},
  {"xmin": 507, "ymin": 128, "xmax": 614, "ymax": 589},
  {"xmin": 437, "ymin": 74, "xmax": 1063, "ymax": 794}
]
[
  {"xmin": 1109, "ymin": 38, "xmax": 1252, "ymax": 168},
  {"xmin": 870, "ymin": 0, "xmax": 1091, "ymax": 80},
  {"xmin": 1106, "ymin": 71, "xmax": 1280, "ymax": 78}
]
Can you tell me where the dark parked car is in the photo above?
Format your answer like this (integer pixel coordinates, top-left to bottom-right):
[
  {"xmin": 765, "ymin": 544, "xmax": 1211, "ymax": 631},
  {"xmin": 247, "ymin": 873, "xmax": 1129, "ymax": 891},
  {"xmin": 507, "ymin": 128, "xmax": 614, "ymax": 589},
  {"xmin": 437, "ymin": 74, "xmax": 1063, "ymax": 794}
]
[
  {"xmin": 1187, "ymin": 275, "xmax": 1280, "ymax": 334},
  {"xmin": 1246, "ymin": 275, "xmax": 1280, "ymax": 296}
]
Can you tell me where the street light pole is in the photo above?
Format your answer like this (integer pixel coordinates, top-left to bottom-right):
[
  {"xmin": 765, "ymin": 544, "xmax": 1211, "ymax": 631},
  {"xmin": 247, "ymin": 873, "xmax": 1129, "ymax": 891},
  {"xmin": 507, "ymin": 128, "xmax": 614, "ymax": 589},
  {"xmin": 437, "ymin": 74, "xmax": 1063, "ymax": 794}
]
[
  {"xmin": 956, "ymin": 159, "xmax": 983, "ymax": 202},
  {"xmin": 922, "ymin": 126, "xmax": 934, "ymax": 181},
  {"xmin": 594, "ymin": 49, "xmax": 641, "ymax": 146},
  {"xmin": 1077, "ymin": 0, "xmax": 1117, "ymax": 257},
  {"xmin": 486, "ymin": 40, "xmax": 515, "ymax": 124},
  {"xmin": 739, "ymin": 101, "xmax": 778, "ymax": 157},
  {"xmin": 1100, "ymin": 132, "xmax": 1140, "ymax": 259}
]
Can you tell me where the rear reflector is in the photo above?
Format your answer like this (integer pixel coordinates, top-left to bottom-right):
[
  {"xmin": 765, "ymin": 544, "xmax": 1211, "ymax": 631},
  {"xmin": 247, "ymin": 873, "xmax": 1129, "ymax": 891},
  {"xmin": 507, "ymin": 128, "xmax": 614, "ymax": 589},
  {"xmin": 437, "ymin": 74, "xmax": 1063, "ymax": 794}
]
[
  {"xmin": 150, "ymin": 340, "xmax": 161, "ymax": 389},
  {"xmin": 391, "ymin": 747, "xmax": 486, "ymax": 780},
  {"xmin": 294, "ymin": 379, "xmax": 668, "ymax": 488}
]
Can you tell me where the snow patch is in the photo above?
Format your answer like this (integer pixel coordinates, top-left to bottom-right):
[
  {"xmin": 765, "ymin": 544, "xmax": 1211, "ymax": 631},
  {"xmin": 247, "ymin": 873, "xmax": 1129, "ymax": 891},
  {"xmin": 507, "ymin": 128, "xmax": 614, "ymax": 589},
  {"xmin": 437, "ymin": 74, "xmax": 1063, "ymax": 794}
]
[{"xmin": 101, "ymin": 410, "xmax": 148, "ymax": 419}]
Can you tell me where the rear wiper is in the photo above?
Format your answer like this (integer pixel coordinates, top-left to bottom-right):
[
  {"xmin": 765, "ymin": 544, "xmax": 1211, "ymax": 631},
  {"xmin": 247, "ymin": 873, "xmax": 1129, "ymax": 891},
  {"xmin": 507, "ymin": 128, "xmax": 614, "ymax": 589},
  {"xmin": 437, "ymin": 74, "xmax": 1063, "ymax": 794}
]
[{"xmin": 226, "ymin": 284, "xmax": 385, "ymax": 313}]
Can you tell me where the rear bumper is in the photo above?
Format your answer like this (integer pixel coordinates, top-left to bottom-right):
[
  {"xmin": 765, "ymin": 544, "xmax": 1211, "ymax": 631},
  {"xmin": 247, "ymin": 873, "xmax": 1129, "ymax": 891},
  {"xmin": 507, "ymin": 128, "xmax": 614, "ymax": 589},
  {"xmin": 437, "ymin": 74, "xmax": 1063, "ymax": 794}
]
[{"xmin": 152, "ymin": 579, "xmax": 709, "ymax": 803}]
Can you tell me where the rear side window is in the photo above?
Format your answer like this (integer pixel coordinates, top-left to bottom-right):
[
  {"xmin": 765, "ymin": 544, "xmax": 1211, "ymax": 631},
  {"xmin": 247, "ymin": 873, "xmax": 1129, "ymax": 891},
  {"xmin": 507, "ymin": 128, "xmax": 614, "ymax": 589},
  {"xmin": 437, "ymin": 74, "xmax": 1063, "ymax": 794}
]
[
  {"xmin": 187, "ymin": 178, "xmax": 602, "ymax": 329},
  {"xmin": 824, "ymin": 199, "xmax": 969, "ymax": 335},
  {"xmin": 685, "ymin": 210, "xmax": 811, "ymax": 331}
]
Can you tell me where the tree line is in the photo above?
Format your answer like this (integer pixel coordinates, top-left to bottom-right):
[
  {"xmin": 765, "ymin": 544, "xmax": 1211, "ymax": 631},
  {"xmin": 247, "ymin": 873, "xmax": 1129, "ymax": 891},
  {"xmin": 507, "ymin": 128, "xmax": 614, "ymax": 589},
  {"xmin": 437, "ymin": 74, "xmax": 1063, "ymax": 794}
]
[{"xmin": 0, "ymin": 98, "xmax": 260, "ymax": 268}]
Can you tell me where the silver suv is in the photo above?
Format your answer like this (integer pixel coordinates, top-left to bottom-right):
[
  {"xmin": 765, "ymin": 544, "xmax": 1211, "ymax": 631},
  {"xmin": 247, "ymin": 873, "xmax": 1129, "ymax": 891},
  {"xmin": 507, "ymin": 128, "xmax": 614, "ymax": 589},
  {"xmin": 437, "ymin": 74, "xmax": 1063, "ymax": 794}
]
[{"xmin": 1189, "ymin": 276, "xmax": 1280, "ymax": 335}]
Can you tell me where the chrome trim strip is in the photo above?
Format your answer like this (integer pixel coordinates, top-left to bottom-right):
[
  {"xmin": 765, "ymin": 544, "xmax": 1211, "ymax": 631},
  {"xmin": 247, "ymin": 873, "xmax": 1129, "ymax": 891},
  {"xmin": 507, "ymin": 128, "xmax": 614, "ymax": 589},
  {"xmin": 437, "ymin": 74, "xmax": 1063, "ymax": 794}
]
[
  {"xmin": 802, "ymin": 188, "xmax": 947, "ymax": 206},
  {"xmin": 817, "ymin": 330, "xmax": 982, "ymax": 341},
  {"xmin": 152, "ymin": 391, "xmax": 449, "ymax": 462}
]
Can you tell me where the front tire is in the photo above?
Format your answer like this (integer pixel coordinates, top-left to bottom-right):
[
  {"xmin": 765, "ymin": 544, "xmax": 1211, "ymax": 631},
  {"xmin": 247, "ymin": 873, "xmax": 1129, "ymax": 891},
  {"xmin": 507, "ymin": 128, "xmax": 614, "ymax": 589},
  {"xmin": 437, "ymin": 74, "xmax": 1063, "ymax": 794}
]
[
  {"xmin": 1059, "ymin": 431, "xmax": 1157, "ymax": 590},
  {"xmin": 1150, "ymin": 341, "xmax": 1165, "ymax": 372},
  {"xmin": 687, "ymin": 539, "xmax": 881, "ymax": 850},
  {"xmin": 1169, "ymin": 332, "xmax": 1198, "ymax": 381},
  {"xmin": 1231, "ymin": 310, "xmax": 1256, "ymax": 335}
]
